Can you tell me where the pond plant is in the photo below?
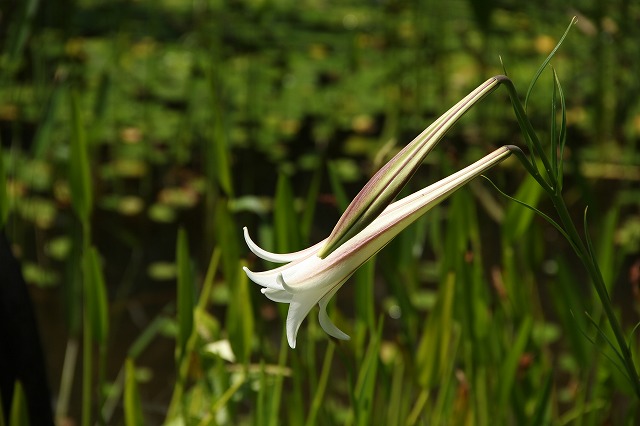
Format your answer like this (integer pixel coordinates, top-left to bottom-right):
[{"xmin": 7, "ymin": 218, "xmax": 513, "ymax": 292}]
[{"xmin": 2, "ymin": 8, "xmax": 639, "ymax": 425}]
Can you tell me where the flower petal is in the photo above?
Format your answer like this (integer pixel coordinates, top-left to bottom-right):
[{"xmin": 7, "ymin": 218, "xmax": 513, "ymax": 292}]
[
  {"xmin": 242, "ymin": 266, "xmax": 286, "ymax": 290},
  {"xmin": 318, "ymin": 283, "xmax": 350, "ymax": 341},
  {"xmin": 285, "ymin": 285, "xmax": 328, "ymax": 348},
  {"xmin": 243, "ymin": 227, "xmax": 324, "ymax": 263},
  {"xmin": 261, "ymin": 287, "xmax": 293, "ymax": 303},
  {"xmin": 317, "ymin": 77, "xmax": 501, "ymax": 258}
]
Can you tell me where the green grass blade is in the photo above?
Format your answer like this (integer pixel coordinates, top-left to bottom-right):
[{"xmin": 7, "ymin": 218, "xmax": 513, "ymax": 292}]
[
  {"xmin": 268, "ymin": 334, "xmax": 289, "ymax": 426},
  {"xmin": 498, "ymin": 316, "xmax": 532, "ymax": 415},
  {"xmin": 301, "ymin": 159, "xmax": 323, "ymax": 243},
  {"xmin": 327, "ymin": 160, "xmax": 350, "ymax": 211},
  {"xmin": 553, "ymin": 68, "xmax": 567, "ymax": 192},
  {"xmin": 483, "ymin": 176, "xmax": 575, "ymax": 250},
  {"xmin": 524, "ymin": 17, "xmax": 578, "ymax": 110},
  {"xmin": 386, "ymin": 358, "xmax": 405, "ymax": 425},
  {"xmin": 208, "ymin": 66, "xmax": 234, "ymax": 197},
  {"xmin": 227, "ymin": 261, "xmax": 254, "ymax": 364},
  {"xmin": 528, "ymin": 371, "xmax": 553, "ymax": 426},
  {"xmin": 353, "ymin": 321, "xmax": 383, "ymax": 426},
  {"xmin": 32, "ymin": 83, "xmax": 64, "ymax": 158},
  {"xmin": 415, "ymin": 274, "xmax": 457, "ymax": 387},
  {"xmin": 69, "ymin": 90, "xmax": 93, "ymax": 223},
  {"xmin": 127, "ymin": 315, "xmax": 172, "ymax": 359},
  {"xmin": 499, "ymin": 54, "xmax": 509, "ymax": 76},
  {"xmin": 502, "ymin": 174, "xmax": 545, "ymax": 241},
  {"xmin": 274, "ymin": 173, "xmax": 301, "ymax": 252},
  {"xmin": 354, "ymin": 257, "xmax": 376, "ymax": 334},
  {"xmin": 550, "ymin": 67, "xmax": 558, "ymax": 179},
  {"xmin": 215, "ymin": 200, "xmax": 240, "ymax": 285},
  {"xmin": 9, "ymin": 381, "xmax": 29, "ymax": 426},
  {"xmin": 176, "ymin": 227, "xmax": 194, "ymax": 359},
  {"xmin": 306, "ymin": 342, "xmax": 336, "ymax": 426},
  {"xmin": 595, "ymin": 206, "xmax": 619, "ymax": 292},
  {"xmin": 124, "ymin": 358, "xmax": 144, "ymax": 426},
  {"xmin": 3, "ymin": 0, "xmax": 39, "ymax": 75},
  {"xmin": 83, "ymin": 246, "xmax": 109, "ymax": 344},
  {"xmin": 582, "ymin": 312, "xmax": 629, "ymax": 381},
  {"xmin": 0, "ymin": 145, "xmax": 8, "ymax": 228}
]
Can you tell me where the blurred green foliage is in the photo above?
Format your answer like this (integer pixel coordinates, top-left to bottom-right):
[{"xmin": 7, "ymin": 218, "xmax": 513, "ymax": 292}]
[{"xmin": 1, "ymin": 0, "xmax": 640, "ymax": 424}]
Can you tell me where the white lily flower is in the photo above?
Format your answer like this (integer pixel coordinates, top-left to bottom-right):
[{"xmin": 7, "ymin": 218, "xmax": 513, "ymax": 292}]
[{"xmin": 243, "ymin": 146, "xmax": 514, "ymax": 348}]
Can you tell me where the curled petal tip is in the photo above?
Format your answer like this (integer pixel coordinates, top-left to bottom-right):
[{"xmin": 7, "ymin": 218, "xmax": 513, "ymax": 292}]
[
  {"xmin": 244, "ymin": 267, "xmax": 284, "ymax": 290},
  {"xmin": 276, "ymin": 273, "xmax": 291, "ymax": 292}
]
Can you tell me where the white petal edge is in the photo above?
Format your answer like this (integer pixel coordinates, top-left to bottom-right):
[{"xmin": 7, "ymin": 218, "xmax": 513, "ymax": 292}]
[
  {"xmin": 242, "ymin": 266, "xmax": 285, "ymax": 290},
  {"xmin": 261, "ymin": 287, "xmax": 293, "ymax": 303},
  {"xmin": 243, "ymin": 227, "xmax": 325, "ymax": 263},
  {"xmin": 286, "ymin": 287, "xmax": 328, "ymax": 349},
  {"xmin": 318, "ymin": 281, "xmax": 350, "ymax": 341}
]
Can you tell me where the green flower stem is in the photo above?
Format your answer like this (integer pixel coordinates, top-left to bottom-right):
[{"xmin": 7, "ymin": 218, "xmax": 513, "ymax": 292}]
[
  {"xmin": 507, "ymin": 146, "xmax": 554, "ymax": 194},
  {"xmin": 496, "ymin": 75, "xmax": 557, "ymax": 189},
  {"xmin": 550, "ymin": 194, "xmax": 640, "ymax": 397},
  {"xmin": 503, "ymin": 79, "xmax": 640, "ymax": 397}
]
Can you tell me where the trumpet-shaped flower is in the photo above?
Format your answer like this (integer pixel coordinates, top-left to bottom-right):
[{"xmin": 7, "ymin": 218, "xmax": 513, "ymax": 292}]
[{"xmin": 243, "ymin": 146, "xmax": 515, "ymax": 348}]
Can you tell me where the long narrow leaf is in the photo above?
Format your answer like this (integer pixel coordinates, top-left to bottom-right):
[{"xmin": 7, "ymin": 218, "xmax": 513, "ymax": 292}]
[
  {"xmin": 306, "ymin": 343, "xmax": 336, "ymax": 426},
  {"xmin": 483, "ymin": 176, "xmax": 575, "ymax": 250},
  {"xmin": 124, "ymin": 358, "xmax": 144, "ymax": 426},
  {"xmin": 227, "ymin": 261, "xmax": 254, "ymax": 364},
  {"xmin": 553, "ymin": 68, "xmax": 567, "ymax": 192},
  {"xmin": 528, "ymin": 372, "xmax": 553, "ymax": 426},
  {"xmin": 9, "ymin": 381, "xmax": 29, "ymax": 426},
  {"xmin": 69, "ymin": 90, "xmax": 93, "ymax": 223},
  {"xmin": 83, "ymin": 246, "xmax": 109, "ymax": 343},
  {"xmin": 498, "ymin": 316, "xmax": 532, "ymax": 412},
  {"xmin": 0, "ymin": 145, "xmax": 8, "ymax": 228},
  {"xmin": 524, "ymin": 17, "xmax": 578, "ymax": 109},
  {"xmin": 176, "ymin": 227, "xmax": 194, "ymax": 358}
]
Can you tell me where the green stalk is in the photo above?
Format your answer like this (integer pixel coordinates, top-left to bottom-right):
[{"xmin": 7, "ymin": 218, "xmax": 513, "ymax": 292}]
[
  {"xmin": 82, "ymin": 308, "xmax": 92, "ymax": 426},
  {"xmin": 550, "ymin": 195, "xmax": 640, "ymax": 396},
  {"xmin": 496, "ymin": 75, "xmax": 557, "ymax": 189},
  {"xmin": 503, "ymin": 76, "xmax": 640, "ymax": 397}
]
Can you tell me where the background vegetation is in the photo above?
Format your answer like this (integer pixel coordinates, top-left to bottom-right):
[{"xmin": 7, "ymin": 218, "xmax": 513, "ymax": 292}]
[{"xmin": 1, "ymin": 0, "xmax": 640, "ymax": 424}]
